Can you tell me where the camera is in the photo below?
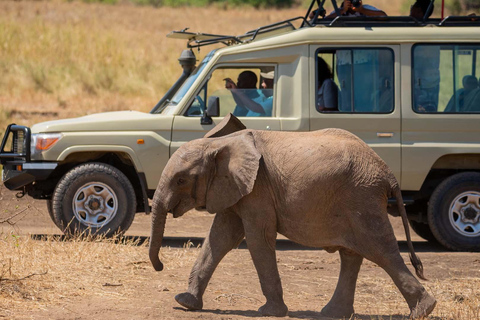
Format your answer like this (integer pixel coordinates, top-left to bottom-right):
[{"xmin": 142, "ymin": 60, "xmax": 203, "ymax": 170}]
[{"xmin": 351, "ymin": 0, "xmax": 361, "ymax": 7}]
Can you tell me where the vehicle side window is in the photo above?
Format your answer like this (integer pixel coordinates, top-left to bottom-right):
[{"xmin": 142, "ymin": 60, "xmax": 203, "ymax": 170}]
[
  {"xmin": 413, "ymin": 44, "xmax": 480, "ymax": 113},
  {"xmin": 316, "ymin": 48, "xmax": 394, "ymax": 113},
  {"xmin": 185, "ymin": 67, "xmax": 275, "ymax": 118}
]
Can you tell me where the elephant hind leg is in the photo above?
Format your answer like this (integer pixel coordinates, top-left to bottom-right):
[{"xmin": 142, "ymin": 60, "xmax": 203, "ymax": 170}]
[
  {"xmin": 321, "ymin": 249, "xmax": 363, "ymax": 318},
  {"xmin": 354, "ymin": 230, "xmax": 436, "ymax": 319},
  {"xmin": 176, "ymin": 211, "xmax": 245, "ymax": 310}
]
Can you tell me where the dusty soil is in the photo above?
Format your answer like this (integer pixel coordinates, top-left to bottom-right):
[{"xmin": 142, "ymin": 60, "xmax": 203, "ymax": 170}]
[{"xmin": 1, "ymin": 188, "xmax": 480, "ymax": 320}]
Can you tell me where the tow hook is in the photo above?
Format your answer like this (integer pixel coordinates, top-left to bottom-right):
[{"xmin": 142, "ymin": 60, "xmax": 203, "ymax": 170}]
[{"xmin": 16, "ymin": 188, "xmax": 26, "ymax": 198}]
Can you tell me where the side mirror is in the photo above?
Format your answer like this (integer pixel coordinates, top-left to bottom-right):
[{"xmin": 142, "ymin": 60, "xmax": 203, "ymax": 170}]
[
  {"xmin": 206, "ymin": 96, "xmax": 220, "ymax": 117},
  {"xmin": 201, "ymin": 96, "xmax": 220, "ymax": 125}
]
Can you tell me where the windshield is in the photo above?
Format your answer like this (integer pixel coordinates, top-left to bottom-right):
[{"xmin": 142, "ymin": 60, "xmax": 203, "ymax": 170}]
[{"xmin": 158, "ymin": 50, "xmax": 216, "ymax": 115}]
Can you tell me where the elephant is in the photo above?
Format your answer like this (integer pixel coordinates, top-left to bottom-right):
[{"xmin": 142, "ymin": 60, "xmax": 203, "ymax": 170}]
[{"xmin": 149, "ymin": 114, "xmax": 436, "ymax": 319}]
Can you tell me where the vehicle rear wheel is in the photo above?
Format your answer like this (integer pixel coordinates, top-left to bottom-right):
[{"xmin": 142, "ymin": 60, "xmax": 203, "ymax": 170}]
[
  {"xmin": 408, "ymin": 220, "xmax": 438, "ymax": 243},
  {"xmin": 52, "ymin": 162, "xmax": 136, "ymax": 237},
  {"xmin": 428, "ymin": 172, "xmax": 480, "ymax": 251}
]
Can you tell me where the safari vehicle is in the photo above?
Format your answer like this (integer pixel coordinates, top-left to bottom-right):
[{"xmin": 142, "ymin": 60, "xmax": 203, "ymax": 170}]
[{"xmin": 1, "ymin": 0, "xmax": 480, "ymax": 251}]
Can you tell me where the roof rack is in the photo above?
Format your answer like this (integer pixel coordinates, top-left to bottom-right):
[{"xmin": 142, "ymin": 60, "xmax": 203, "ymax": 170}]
[
  {"xmin": 305, "ymin": 0, "xmax": 480, "ymax": 27},
  {"xmin": 310, "ymin": 15, "xmax": 480, "ymax": 28},
  {"xmin": 168, "ymin": 16, "xmax": 308, "ymax": 50}
]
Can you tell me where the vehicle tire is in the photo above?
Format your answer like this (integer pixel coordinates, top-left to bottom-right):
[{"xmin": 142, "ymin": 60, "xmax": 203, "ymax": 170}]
[
  {"xmin": 428, "ymin": 172, "xmax": 480, "ymax": 251},
  {"xmin": 46, "ymin": 199, "xmax": 63, "ymax": 229},
  {"xmin": 52, "ymin": 162, "xmax": 136, "ymax": 237},
  {"xmin": 408, "ymin": 220, "xmax": 438, "ymax": 243}
]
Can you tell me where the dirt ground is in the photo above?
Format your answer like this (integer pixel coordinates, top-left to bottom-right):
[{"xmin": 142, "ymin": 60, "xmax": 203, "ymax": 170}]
[{"xmin": 1, "ymin": 188, "xmax": 480, "ymax": 320}]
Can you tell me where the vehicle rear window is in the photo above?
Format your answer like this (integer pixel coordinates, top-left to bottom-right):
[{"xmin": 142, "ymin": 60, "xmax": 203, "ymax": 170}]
[
  {"xmin": 316, "ymin": 48, "xmax": 394, "ymax": 113},
  {"xmin": 412, "ymin": 44, "xmax": 480, "ymax": 113}
]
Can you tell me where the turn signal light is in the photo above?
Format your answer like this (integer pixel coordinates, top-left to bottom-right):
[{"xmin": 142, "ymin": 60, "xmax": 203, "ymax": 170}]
[{"xmin": 36, "ymin": 136, "xmax": 61, "ymax": 150}]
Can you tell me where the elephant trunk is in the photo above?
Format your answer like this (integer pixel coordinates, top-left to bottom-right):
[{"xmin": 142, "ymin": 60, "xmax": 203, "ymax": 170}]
[{"xmin": 149, "ymin": 194, "xmax": 167, "ymax": 272}]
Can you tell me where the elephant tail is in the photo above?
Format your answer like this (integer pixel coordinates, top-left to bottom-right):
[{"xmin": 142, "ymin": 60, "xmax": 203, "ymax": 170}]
[{"xmin": 392, "ymin": 184, "xmax": 427, "ymax": 281}]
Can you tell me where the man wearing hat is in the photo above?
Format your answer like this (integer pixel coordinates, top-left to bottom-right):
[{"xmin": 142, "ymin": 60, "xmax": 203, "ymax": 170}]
[{"xmin": 224, "ymin": 70, "xmax": 274, "ymax": 117}]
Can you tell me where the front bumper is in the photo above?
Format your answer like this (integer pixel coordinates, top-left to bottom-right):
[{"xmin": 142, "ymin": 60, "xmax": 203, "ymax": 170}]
[
  {"xmin": 1, "ymin": 124, "xmax": 57, "ymax": 190},
  {"xmin": 2, "ymin": 163, "xmax": 58, "ymax": 190}
]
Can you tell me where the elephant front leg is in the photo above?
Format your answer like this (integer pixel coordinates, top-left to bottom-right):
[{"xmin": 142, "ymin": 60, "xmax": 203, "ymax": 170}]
[
  {"xmin": 321, "ymin": 249, "xmax": 363, "ymax": 318},
  {"xmin": 175, "ymin": 212, "xmax": 245, "ymax": 311},
  {"xmin": 243, "ymin": 222, "xmax": 288, "ymax": 317}
]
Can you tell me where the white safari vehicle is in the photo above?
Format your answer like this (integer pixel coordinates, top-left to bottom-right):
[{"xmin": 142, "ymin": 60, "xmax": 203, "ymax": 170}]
[{"xmin": 1, "ymin": 0, "xmax": 480, "ymax": 251}]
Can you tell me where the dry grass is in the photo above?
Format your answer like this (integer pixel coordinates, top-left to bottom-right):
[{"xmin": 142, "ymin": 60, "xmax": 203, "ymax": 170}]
[
  {"xmin": 0, "ymin": 231, "xmax": 199, "ymax": 318},
  {"xmin": 0, "ymin": 233, "xmax": 479, "ymax": 319}
]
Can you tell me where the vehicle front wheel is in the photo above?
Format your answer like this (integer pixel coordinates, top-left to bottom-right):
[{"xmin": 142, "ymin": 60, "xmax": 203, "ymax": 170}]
[
  {"xmin": 428, "ymin": 172, "xmax": 480, "ymax": 251},
  {"xmin": 52, "ymin": 163, "xmax": 136, "ymax": 237}
]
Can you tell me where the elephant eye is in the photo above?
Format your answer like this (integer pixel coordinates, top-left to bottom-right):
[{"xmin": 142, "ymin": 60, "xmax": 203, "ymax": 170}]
[{"xmin": 177, "ymin": 178, "xmax": 186, "ymax": 185}]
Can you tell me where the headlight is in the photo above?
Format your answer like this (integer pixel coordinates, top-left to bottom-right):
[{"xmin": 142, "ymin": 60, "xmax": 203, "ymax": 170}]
[{"xmin": 31, "ymin": 133, "xmax": 63, "ymax": 156}]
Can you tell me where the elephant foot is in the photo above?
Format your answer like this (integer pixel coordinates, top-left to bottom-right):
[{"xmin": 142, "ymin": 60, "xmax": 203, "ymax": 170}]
[
  {"xmin": 175, "ymin": 292, "xmax": 203, "ymax": 310},
  {"xmin": 320, "ymin": 303, "xmax": 354, "ymax": 319},
  {"xmin": 409, "ymin": 293, "xmax": 436, "ymax": 319},
  {"xmin": 258, "ymin": 301, "xmax": 288, "ymax": 317}
]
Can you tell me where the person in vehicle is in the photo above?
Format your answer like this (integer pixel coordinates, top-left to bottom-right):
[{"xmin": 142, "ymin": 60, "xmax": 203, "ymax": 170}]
[
  {"xmin": 316, "ymin": 57, "xmax": 339, "ymax": 112},
  {"xmin": 409, "ymin": 0, "xmax": 434, "ymax": 20},
  {"xmin": 325, "ymin": 0, "xmax": 387, "ymax": 18},
  {"xmin": 225, "ymin": 71, "xmax": 272, "ymax": 117},
  {"xmin": 245, "ymin": 70, "xmax": 274, "ymax": 117},
  {"xmin": 445, "ymin": 75, "xmax": 479, "ymax": 112}
]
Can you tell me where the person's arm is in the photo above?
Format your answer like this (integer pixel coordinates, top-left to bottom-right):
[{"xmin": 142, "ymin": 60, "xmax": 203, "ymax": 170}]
[{"xmin": 224, "ymin": 78, "xmax": 265, "ymax": 114}]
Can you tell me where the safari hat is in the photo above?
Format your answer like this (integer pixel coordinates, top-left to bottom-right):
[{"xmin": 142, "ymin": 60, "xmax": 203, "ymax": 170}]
[{"xmin": 260, "ymin": 71, "xmax": 275, "ymax": 79}]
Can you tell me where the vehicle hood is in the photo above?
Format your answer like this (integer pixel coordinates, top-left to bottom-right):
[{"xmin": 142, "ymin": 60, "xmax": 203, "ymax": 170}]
[{"xmin": 31, "ymin": 111, "xmax": 173, "ymax": 133}]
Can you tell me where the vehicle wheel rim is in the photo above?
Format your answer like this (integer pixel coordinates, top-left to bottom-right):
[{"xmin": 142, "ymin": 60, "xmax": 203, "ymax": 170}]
[
  {"xmin": 449, "ymin": 191, "xmax": 480, "ymax": 237},
  {"xmin": 72, "ymin": 182, "xmax": 118, "ymax": 228}
]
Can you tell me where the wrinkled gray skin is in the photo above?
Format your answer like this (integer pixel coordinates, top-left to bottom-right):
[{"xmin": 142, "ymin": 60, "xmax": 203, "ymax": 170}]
[{"xmin": 149, "ymin": 117, "xmax": 436, "ymax": 319}]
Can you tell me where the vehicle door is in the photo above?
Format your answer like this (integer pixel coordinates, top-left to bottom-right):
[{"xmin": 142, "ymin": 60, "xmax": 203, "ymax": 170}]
[
  {"xmin": 309, "ymin": 45, "xmax": 402, "ymax": 183},
  {"xmin": 402, "ymin": 43, "xmax": 480, "ymax": 191},
  {"xmin": 170, "ymin": 65, "xmax": 281, "ymax": 154}
]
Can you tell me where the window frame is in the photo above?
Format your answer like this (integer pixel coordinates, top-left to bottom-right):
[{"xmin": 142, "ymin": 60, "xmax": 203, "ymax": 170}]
[
  {"xmin": 315, "ymin": 47, "xmax": 395, "ymax": 115},
  {"xmin": 411, "ymin": 42, "xmax": 480, "ymax": 114}
]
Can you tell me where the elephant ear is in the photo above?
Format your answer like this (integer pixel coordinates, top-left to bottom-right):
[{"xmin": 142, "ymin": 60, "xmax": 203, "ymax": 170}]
[
  {"xmin": 206, "ymin": 131, "xmax": 261, "ymax": 213},
  {"xmin": 204, "ymin": 113, "xmax": 246, "ymax": 138}
]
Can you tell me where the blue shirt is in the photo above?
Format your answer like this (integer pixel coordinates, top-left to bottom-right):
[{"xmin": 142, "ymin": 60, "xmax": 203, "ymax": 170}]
[{"xmin": 233, "ymin": 89, "xmax": 273, "ymax": 117}]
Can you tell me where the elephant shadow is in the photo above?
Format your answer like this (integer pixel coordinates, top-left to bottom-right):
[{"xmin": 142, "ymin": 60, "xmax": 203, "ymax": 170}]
[{"xmin": 175, "ymin": 308, "xmax": 444, "ymax": 319}]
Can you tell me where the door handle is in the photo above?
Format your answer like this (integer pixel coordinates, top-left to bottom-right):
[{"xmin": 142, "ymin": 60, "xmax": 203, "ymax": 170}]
[{"xmin": 377, "ymin": 132, "xmax": 394, "ymax": 138}]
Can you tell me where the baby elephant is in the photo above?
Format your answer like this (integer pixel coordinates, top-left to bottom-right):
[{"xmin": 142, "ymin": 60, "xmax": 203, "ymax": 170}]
[{"xmin": 149, "ymin": 115, "xmax": 436, "ymax": 319}]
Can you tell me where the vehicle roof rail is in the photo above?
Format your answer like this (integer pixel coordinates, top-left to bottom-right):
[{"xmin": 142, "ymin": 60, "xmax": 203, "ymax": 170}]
[
  {"xmin": 325, "ymin": 16, "xmax": 423, "ymax": 27},
  {"xmin": 439, "ymin": 15, "xmax": 480, "ymax": 26},
  {"xmin": 241, "ymin": 16, "xmax": 310, "ymax": 43},
  {"xmin": 188, "ymin": 36, "xmax": 242, "ymax": 49}
]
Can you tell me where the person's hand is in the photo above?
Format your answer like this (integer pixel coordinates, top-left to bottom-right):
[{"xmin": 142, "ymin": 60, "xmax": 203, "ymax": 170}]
[
  {"xmin": 341, "ymin": 0, "xmax": 352, "ymax": 15},
  {"xmin": 224, "ymin": 78, "xmax": 237, "ymax": 89}
]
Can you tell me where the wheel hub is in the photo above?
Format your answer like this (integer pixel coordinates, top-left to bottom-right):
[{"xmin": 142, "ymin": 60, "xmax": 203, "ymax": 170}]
[
  {"xmin": 461, "ymin": 205, "xmax": 479, "ymax": 223},
  {"xmin": 86, "ymin": 195, "xmax": 104, "ymax": 215},
  {"xmin": 449, "ymin": 191, "xmax": 480, "ymax": 237},
  {"xmin": 72, "ymin": 182, "xmax": 118, "ymax": 228}
]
